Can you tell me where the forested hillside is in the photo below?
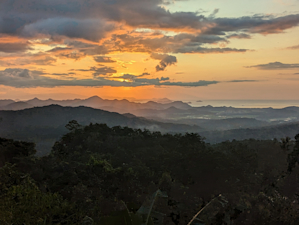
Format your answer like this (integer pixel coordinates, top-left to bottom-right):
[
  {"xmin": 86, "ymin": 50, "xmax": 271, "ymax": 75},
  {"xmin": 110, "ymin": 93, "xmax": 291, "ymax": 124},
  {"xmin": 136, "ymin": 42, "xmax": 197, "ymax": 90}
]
[
  {"xmin": 0, "ymin": 105, "xmax": 202, "ymax": 155},
  {"xmin": 1, "ymin": 123, "xmax": 299, "ymax": 224}
]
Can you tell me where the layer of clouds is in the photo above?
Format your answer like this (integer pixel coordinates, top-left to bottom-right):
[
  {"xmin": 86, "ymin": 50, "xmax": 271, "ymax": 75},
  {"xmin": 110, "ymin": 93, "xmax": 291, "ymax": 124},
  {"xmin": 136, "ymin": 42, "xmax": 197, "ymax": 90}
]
[
  {"xmin": 22, "ymin": 18, "xmax": 116, "ymax": 41},
  {"xmin": 47, "ymin": 47, "xmax": 86, "ymax": 60},
  {"xmin": 0, "ymin": 68, "xmax": 220, "ymax": 88},
  {"xmin": 0, "ymin": 68, "xmax": 261, "ymax": 88},
  {"xmin": 150, "ymin": 53, "xmax": 177, "ymax": 71},
  {"xmin": 0, "ymin": 53, "xmax": 57, "ymax": 66},
  {"xmin": 228, "ymin": 80, "xmax": 257, "ymax": 82},
  {"xmin": 1, "ymin": 1, "xmax": 299, "ymax": 37},
  {"xmin": 93, "ymin": 56, "xmax": 116, "ymax": 63},
  {"xmin": 246, "ymin": 61, "xmax": 299, "ymax": 70},
  {"xmin": 1, "ymin": 1, "xmax": 299, "ymax": 89},
  {"xmin": 227, "ymin": 33, "xmax": 251, "ymax": 39},
  {"xmin": 0, "ymin": 1, "xmax": 299, "ymax": 47},
  {"xmin": 76, "ymin": 66, "xmax": 117, "ymax": 77},
  {"xmin": 0, "ymin": 42, "xmax": 31, "ymax": 53}
]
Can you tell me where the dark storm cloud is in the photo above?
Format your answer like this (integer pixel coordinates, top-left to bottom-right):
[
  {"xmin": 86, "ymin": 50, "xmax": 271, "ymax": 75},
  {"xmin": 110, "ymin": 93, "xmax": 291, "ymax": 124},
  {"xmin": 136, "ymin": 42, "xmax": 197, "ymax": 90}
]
[
  {"xmin": 93, "ymin": 56, "xmax": 116, "ymax": 63},
  {"xmin": 246, "ymin": 62, "xmax": 299, "ymax": 70},
  {"xmin": 150, "ymin": 53, "xmax": 177, "ymax": 71}
]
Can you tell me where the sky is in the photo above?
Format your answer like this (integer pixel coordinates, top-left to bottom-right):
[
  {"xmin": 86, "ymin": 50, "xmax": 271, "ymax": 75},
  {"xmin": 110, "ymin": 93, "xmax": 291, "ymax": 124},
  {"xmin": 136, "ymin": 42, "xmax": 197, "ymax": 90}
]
[{"xmin": 0, "ymin": 0, "xmax": 299, "ymax": 101}]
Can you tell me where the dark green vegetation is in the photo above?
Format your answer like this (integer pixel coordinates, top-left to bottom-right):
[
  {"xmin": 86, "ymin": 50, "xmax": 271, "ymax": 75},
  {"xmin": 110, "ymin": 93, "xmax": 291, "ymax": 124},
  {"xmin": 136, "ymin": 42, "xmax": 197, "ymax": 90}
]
[
  {"xmin": 2, "ymin": 105, "xmax": 299, "ymax": 157},
  {"xmin": 1, "ymin": 122, "xmax": 299, "ymax": 224},
  {"xmin": 0, "ymin": 105, "xmax": 202, "ymax": 155}
]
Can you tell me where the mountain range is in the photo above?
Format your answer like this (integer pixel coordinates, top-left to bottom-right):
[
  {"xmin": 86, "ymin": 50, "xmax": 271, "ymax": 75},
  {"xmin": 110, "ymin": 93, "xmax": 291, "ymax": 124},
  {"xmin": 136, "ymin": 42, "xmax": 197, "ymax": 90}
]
[{"xmin": 1, "ymin": 97, "xmax": 299, "ymax": 155}]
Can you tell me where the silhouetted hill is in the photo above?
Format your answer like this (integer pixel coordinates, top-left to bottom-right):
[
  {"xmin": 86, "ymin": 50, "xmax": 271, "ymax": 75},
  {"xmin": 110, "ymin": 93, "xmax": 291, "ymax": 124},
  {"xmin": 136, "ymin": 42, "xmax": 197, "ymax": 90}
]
[
  {"xmin": 2, "ymin": 102, "xmax": 33, "ymax": 110},
  {"xmin": 0, "ymin": 105, "xmax": 202, "ymax": 155},
  {"xmin": 0, "ymin": 97, "xmax": 192, "ymax": 114},
  {"xmin": 0, "ymin": 99, "xmax": 15, "ymax": 107}
]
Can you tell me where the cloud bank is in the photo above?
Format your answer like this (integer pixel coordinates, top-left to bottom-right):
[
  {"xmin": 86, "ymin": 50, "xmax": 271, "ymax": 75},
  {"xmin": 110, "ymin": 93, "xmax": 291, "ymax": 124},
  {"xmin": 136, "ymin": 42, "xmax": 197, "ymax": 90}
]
[{"xmin": 246, "ymin": 62, "xmax": 299, "ymax": 70}]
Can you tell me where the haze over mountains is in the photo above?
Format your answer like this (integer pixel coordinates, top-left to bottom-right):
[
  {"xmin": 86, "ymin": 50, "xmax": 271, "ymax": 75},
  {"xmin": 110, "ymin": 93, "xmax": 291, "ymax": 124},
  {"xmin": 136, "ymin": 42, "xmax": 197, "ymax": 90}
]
[
  {"xmin": 1, "ymin": 96, "xmax": 299, "ymax": 155},
  {"xmin": 2, "ymin": 96, "xmax": 299, "ymax": 126},
  {"xmin": 0, "ymin": 96, "xmax": 190, "ymax": 111}
]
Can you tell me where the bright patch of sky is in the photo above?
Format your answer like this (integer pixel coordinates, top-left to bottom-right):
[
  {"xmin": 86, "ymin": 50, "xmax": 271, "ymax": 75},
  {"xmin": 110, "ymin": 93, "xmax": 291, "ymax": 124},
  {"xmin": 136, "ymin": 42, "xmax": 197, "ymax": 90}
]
[{"xmin": 165, "ymin": 0, "xmax": 299, "ymax": 17}]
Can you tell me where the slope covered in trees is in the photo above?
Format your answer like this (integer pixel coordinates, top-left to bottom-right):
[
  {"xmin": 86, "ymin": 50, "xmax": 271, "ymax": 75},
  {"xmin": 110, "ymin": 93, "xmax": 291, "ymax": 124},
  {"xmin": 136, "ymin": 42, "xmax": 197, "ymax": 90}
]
[
  {"xmin": 0, "ymin": 105, "xmax": 203, "ymax": 155},
  {"xmin": 1, "ymin": 123, "xmax": 299, "ymax": 224}
]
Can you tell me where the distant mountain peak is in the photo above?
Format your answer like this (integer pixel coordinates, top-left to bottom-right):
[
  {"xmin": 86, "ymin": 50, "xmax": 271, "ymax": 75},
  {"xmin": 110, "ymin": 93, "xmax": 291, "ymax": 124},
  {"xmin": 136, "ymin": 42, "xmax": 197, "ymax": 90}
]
[
  {"xmin": 86, "ymin": 96, "xmax": 103, "ymax": 100},
  {"xmin": 146, "ymin": 101, "xmax": 159, "ymax": 104}
]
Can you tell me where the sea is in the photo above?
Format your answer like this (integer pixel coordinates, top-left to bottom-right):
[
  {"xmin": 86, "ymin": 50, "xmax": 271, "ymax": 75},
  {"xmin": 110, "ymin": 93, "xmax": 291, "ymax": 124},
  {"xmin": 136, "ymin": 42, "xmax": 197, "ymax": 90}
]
[{"xmin": 189, "ymin": 100, "xmax": 299, "ymax": 109}]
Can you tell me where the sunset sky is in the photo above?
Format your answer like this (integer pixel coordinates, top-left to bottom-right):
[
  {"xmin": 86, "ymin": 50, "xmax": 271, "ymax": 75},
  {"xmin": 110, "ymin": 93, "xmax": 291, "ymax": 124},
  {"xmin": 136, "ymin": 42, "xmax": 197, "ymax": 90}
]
[{"xmin": 0, "ymin": 0, "xmax": 299, "ymax": 101}]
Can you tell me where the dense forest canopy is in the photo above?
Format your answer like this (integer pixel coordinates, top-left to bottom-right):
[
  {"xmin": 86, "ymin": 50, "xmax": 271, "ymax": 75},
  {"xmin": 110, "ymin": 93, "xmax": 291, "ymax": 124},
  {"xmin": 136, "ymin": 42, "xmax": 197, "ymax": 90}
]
[{"xmin": 1, "ymin": 122, "xmax": 299, "ymax": 224}]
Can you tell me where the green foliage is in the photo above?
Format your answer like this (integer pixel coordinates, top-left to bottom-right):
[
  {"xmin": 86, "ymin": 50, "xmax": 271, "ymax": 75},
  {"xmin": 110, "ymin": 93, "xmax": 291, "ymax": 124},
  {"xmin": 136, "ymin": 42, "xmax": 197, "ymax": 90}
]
[
  {"xmin": 0, "ymin": 164, "xmax": 80, "ymax": 225},
  {"xmin": 1, "ymin": 124, "xmax": 299, "ymax": 224}
]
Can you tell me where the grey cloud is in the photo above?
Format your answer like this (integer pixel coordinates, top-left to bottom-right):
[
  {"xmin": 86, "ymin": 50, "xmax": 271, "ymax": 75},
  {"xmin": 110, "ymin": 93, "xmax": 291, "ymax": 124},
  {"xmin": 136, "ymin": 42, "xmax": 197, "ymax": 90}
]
[
  {"xmin": 0, "ymin": 42, "xmax": 31, "ymax": 53},
  {"xmin": 76, "ymin": 66, "xmax": 117, "ymax": 76},
  {"xmin": 112, "ymin": 72, "xmax": 151, "ymax": 80},
  {"xmin": 47, "ymin": 47, "xmax": 73, "ymax": 52},
  {"xmin": 160, "ymin": 80, "xmax": 219, "ymax": 87},
  {"xmin": 58, "ymin": 51, "xmax": 85, "ymax": 60},
  {"xmin": 1, "ymin": 0, "xmax": 299, "ymax": 40},
  {"xmin": 47, "ymin": 47, "xmax": 85, "ymax": 59},
  {"xmin": 150, "ymin": 53, "xmax": 177, "ymax": 71},
  {"xmin": 51, "ymin": 73, "xmax": 69, "ymax": 76},
  {"xmin": 31, "ymin": 55, "xmax": 57, "ymax": 65},
  {"xmin": 22, "ymin": 18, "xmax": 116, "ymax": 41},
  {"xmin": 160, "ymin": 77, "xmax": 169, "ymax": 81},
  {"xmin": 139, "ymin": 72, "xmax": 150, "ymax": 76},
  {"xmin": 174, "ymin": 46, "xmax": 247, "ymax": 54},
  {"xmin": 286, "ymin": 44, "xmax": 299, "ymax": 50},
  {"xmin": 64, "ymin": 40, "xmax": 109, "ymax": 55},
  {"xmin": 108, "ymin": 33, "xmax": 229, "ymax": 54},
  {"xmin": 0, "ymin": 68, "xmax": 219, "ymax": 88},
  {"xmin": 93, "ymin": 56, "xmax": 116, "ymax": 63},
  {"xmin": 106, "ymin": 32, "xmax": 247, "ymax": 55},
  {"xmin": 228, "ymin": 80, "xmax": 257, "ymax": 82},
  {"xmin": 0, "ymin": 53, "xmax": 57, "ymax": 66},
  {"xmin": 227, "ymin": 33, "xmax": 251, "ymax": 39},
  {"xmin": 246, "ymin": 62, "xmax": 299, "ymax": 70},
  {"xmin": 209, "ymin": 9, "xmax": 219, "ymax": 18},
  {"xmin": 208, "ymin": 14, "xmax": 299, "ymax": 35}
]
